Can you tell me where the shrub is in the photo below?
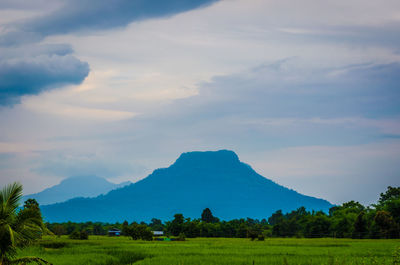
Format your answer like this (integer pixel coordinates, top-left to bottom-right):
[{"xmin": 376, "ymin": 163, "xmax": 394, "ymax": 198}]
[
  {"xmin": 394, "ymin": 246, "xmax": 400, "ymax": 265},
  {"xmin": 141, "ymin": 228, "xmax": 153, "ymax": 241},
  {"xmin": 69, "ymin": 231, "xmax": 89, "ymax": 240},
  {"xmin": 177, "ymin": 232, "xmax": 186, "ymax": 241},
  {"xmin": 248, "ymin": 230, "xmax": 258, "ymax": 241}
]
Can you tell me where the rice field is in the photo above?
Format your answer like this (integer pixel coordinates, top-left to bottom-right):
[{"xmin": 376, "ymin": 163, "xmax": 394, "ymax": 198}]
[{"xmin": 18, "ymin": 236, "xmax": 400, "ymax": 265}]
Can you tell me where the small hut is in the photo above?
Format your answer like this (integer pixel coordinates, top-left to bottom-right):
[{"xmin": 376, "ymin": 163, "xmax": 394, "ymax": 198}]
[
  {"xmin": 152, "ymin": 231, "xmax": 164, "ymax": 237},
  {"xmin": 108, "ymin": 228, "xmax": 121, "ymax": 236}
]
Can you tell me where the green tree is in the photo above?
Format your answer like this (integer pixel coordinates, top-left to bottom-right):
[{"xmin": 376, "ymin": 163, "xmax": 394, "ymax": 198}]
[
  {"xmin": 201, "ymin": 208, "xmax": 217, "ymax": 223},
  {"xmin": 353, "ymin": 211, "xmax": 367, "ymax": 238},
  {"xmin": 93, "ymin": 223, "xmax": 105, "ymax": 235},
  {"xmin": 304, "ymin": 213, "xmax": 331, "ymax": 238},
  {"xmin": 69, "ymin": 231, "xmax": 88, "ymax": 240},
  {"xmin": 168, "ymin": 214, "xmax": 184, "ymax": 236},
  {"xmin": 121, "ymin": 221, "xmax": 129, "ymax": 236},
  {"xmin": 183, "ymin": 219, "xmax": 200, "ymax": 238},
  {"xmin": 149, "ymin": 218, "xmax": 163, "ymax": 231},
  {"xmin": 268, "ymin": 210, "xmax": 284, "ymax": 226},
  {"xmin": 374, "ymin": 210, "xmax": 399, "ymax": 238},
  {"xmin": 236, "ymin": 223, "xmax": 248, "ymax": 238},
  {"xmin": 379, "ymin": 186, "xmax": 400, "ymax": 205},
  {"xmin": 0, "ymin": 182, "xmax": 51, "ymax": 264},
  {"xmin": 52, "ymin": 225, "xmax": 66, "ymax": 237}
]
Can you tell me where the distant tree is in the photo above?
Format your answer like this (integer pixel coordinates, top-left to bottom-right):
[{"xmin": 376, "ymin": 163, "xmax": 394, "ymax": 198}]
[
  {"xmin": 236, "ymin": 223, "xmax": 248, "ymax": 238},
  {"xmin": 341, "ymin": 201, "xmax": 365, "ymax": 212},
  {"xmin": 332, "ymin": 215, "xmax": 353, "ymax": 238},
  {"xmin": 169, "ymin": 214, "xmax": 184, "ymax": 236},
  {"xmin": 21, "ymin": 198, "xmax": 46, "ymax": 236},
  {"xmin": 93, "ymin": 223, "xmax": 105, "ymax": 235},
  {"xmin": 384, "ymin": 198, "xmax": 400, "ymax": 223},
  {"xmin": 248, "ymin": 229, "xmax": 258, "ymax": 241},
  {"xmin": 140, "ymin": 227, "xmax": 153, "ymax": 241},
  {"xmin": 201, "ymin": 208, "xmax": 215, "ymax": 223},
  {"xmin": 177, "ymin": 232, "xmax": 186, "ymax": 241},
  {"xmin": 122, "ymin": 220, "xmax": 129, "ymax": 236},
  {"xmin": 126, "ymin": 223, "xmax": 153, "ymax": 241},
  {"xmin": 374, "ymin": 211, "xmax": 398, "ymax": 238},
  {"xmin": 353, "ymin": 211, "xmax": 367, "ymax": 238},
  {"xmin": 183, "ymin": 219, "xmax": 200, "ymax": 238},
  {"xmin": 53, "ymin": 225, "xmax": 66, "ymax": 237},
  {"xmin": 149, "ymin": 218, "xmax": 164, "ymax": 231},
  {"xmin": 304, "ymin": 213, "xmax": 330, "ymax": 238},
  {"xmin": 69, "ymin": 231, "xmax": 88, "ymax": 240},
  {"xmin": 268, "ymin": 210, "xmax": 284, "ymax": 226},
  {"xmin": 379, "ymin": 186, "xmax": 400, "ymax": 205},
  {"xmin": 24, "ymin": 198, "xmax": 40, "ymax": 209},
  {"xmin": 79, "ymin": 231, "xmax": 89, "ymax": 240},
  {"xmin": 127, "ymin": 223, "xmax": 140, "ymax": 240}
]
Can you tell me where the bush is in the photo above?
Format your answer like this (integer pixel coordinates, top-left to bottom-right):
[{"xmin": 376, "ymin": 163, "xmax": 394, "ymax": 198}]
[
  {"xmin": 69, "ymin": 231, "xmax": 89, "ymax": 240},
  {"xmin": 248, "ymin": 230, "xmax": 258, "ymax": 241},
  {"xmin": 257, "ymin": 234, "xmax": 265, "ymax": 241},
  {"xmin": 141, "ymin": 228, "xmax": 153, "ymax": 241},
  {"xmin": 263, "ymin": 230, "xmax": 272, "ymax": 238},
  {"xmin": 394, "ymin": 246, "xmax": 400, "ymax": 265},
  {"xmin": 177, "ymin": 232, "xmax": 186, "ymax": 241}
]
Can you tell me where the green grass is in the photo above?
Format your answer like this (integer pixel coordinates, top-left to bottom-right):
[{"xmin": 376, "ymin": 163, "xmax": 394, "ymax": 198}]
[{"xmin": 17, "ymin": 236, "xmax": 400, "ymax": 265}]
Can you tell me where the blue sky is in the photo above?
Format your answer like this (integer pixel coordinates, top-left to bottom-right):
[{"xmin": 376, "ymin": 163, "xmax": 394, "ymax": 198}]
[{"xmin": 0, "ymin": 0, "xmax": 399, "ymax": 205}]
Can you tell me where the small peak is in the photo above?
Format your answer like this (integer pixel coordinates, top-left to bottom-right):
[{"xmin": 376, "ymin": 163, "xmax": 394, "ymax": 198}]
[
  {"xmin": 173, "ymin": 150, "xmax": 240, "ymax": 168},
  {"xmin": 60, "ymin": 175, "xmax": 106, "ymax": 184}
]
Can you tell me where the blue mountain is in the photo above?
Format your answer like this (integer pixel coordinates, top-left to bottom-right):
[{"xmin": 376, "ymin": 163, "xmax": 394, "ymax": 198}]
[
  {"xmin": 24, "ymin": 175, "xmax": 131, "ymax": 205},
  {"xmin": 41, "ymin": 150, "xmax": 332, "ymax": 222}
]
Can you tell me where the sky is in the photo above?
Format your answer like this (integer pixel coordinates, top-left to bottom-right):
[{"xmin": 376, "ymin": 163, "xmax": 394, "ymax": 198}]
[{"xmin": 0, "ymin": 0, "xmax": 399, "ymax": 206}]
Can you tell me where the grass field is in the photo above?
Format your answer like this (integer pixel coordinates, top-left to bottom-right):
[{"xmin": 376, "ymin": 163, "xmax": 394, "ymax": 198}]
[{"xmin": 17, "ymin": 236, "xmax": 400, "ymax": 265}]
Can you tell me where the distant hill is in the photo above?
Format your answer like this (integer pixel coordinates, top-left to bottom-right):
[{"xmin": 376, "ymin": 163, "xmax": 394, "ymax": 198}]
[
  {"xmin": 24, "ymin": 175, "xmax": 131, "ymax": 205},
  {"xmin": 41, "ymin": 150, "xmax": 332, "ymax": 222}
]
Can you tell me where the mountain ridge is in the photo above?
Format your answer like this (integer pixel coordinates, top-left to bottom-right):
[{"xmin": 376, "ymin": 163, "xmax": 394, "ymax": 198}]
[
  {"xmin": 41, "ymin": 150, "xmax": 332, "ymax": 222},
  {"xmin": 24, "ymin": 175, "xmax": 131, "ymax": 205}
]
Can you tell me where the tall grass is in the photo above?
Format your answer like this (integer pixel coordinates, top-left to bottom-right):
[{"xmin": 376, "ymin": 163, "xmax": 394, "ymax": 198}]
[{"xmin": 18, "ymin": 236, "xmax": 400, "ymax": 265}]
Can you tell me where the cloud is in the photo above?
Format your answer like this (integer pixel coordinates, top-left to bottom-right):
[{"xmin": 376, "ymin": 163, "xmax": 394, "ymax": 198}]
[
  {"xmin": 0, "ymin": 44, "xmax": 89, "ymax": 106},
  {"xmin": 0, "ymin": 0, "xmax": 218, "ymax": 106},
  {"xmin": 1, "ymin": 0, "xmax": 218, "ymax": 46},
  {"xmin": 32, "ymin": 151, "xmax": 147, "ymax": 179},
  {"xmin": 165, "ymin": 60, "xmax": 400, "ymax": 121},
  {"xmin": 1, "ymin": 0, "xmax": 400, "ymax": 203},
  {"xmin": 245, "ymin": 140, "xmax": 400, "ymax": 205}
]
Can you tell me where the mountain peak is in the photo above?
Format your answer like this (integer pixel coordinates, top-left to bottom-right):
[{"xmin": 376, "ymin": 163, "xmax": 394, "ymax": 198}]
[
  {"xmin": 173, "ymin": 150, "xmax": 240, "ymax": 168},
  {"xmin": 24, "ymin": 175, "xmax": 131, "ymax": 206},
  {"xmin": 41, "ymin": 150, "xmax": 333, "ymax": 222}
]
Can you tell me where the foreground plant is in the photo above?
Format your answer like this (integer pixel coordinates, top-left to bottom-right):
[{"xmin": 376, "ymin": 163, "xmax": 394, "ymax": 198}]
[{"xmin": 0, "ymin": 182, "xmax": 51, "ymax": 265}]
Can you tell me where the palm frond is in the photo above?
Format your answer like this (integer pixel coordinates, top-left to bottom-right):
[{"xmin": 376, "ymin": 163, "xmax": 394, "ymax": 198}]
[
  {"xmin": 8, "ymin": 224, "xmax": 15, "ymax": 246},
  {"xmin": 0, "ymin": 183, "xmax": 48, "ymax": 265},
  {"xmin": 9, "ymin": 256, "xmax": 52, "ymax": 265},
  {"xmin": 1, "ymin": 182, "xmax": 23, "ymax": 213}
]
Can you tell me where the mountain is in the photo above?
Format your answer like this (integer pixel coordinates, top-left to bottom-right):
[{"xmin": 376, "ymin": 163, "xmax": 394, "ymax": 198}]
[
  {"xmin": 41, "ymin": 150, "xmax": 332, "ymax": 222},
  {"xmin": 24, "ymin": 175, "xmax": 131, "ymax": 205}
]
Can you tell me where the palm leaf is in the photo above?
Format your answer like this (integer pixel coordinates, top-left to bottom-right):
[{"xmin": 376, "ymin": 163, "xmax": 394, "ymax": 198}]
[
  {"xmin": 0, "ymin": 182, "xmax": 50, "ymax": 265},
  {"xmin": 9, "ymin": 256, "xmax": 53, "ymax": 265},
  {"xmin": 1, "ymin": 183, "xmax": 22, "ymax": 213}
]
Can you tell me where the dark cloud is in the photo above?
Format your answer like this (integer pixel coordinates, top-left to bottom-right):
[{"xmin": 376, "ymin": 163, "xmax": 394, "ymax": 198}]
[
  {"xmin": 1, "ymin": 0, "xmax": 218, "ymax": 46},
  {"xmin": 0, "ymin": 0, "xmax": 218, "ymax": 105},
  {"xmin": 0, "ymin": 45, "xmax": 89, "ymax": 106},
  {"xmin": 173, "ymin": 61, "xmax": 400, "ymax": 119}
]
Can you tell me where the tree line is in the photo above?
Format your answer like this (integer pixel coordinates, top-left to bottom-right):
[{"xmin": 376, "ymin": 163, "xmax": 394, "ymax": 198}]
[{"xmin": 46, "ymin": 186, "xmax": 400, "ymax": 239}]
